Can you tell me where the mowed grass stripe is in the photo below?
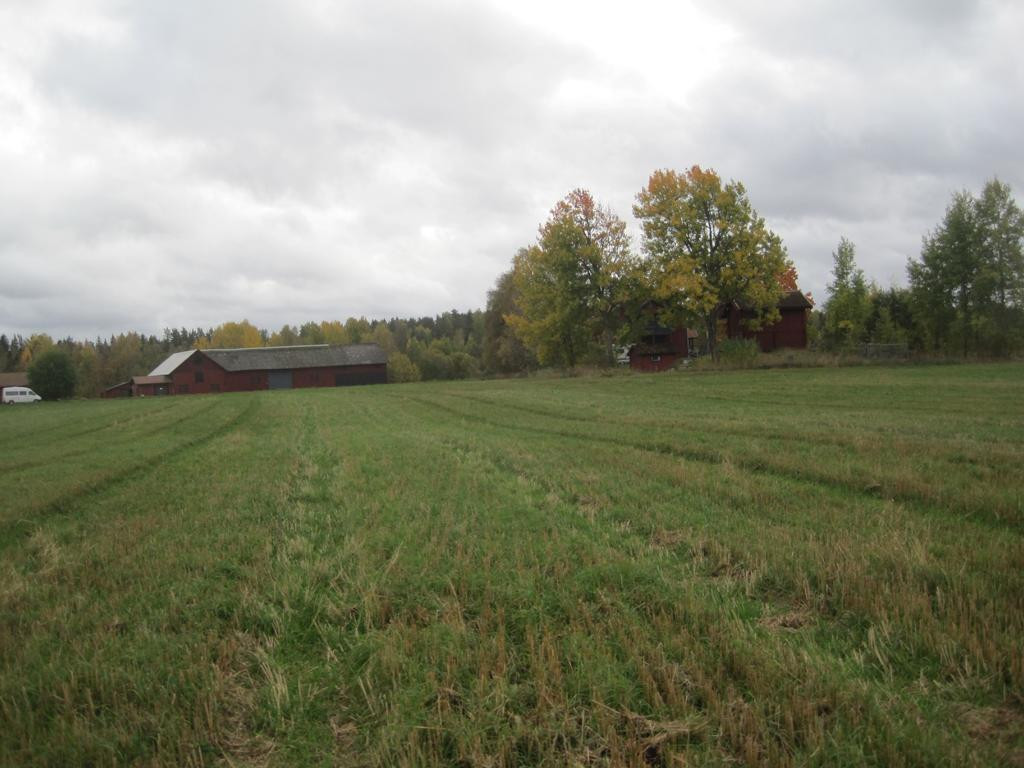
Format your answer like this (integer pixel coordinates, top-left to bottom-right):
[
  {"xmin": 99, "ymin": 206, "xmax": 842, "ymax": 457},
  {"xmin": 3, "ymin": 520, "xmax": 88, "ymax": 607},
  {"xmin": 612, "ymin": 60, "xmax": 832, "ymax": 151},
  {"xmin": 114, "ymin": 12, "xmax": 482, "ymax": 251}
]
[
  {"xmin": 0, "ymin": 393, "xmax": 298, "ymax": 767},
  {"xmin": 394, "ymin": 388, "xmax": 1023, "ymax": 530},
  {"xmin": 0, "ymin": 397, "xmax": 257, "ymax": 542},
  {"xmin": 0, "ymin": 398, "xmax": 225, "ymax": 474}
]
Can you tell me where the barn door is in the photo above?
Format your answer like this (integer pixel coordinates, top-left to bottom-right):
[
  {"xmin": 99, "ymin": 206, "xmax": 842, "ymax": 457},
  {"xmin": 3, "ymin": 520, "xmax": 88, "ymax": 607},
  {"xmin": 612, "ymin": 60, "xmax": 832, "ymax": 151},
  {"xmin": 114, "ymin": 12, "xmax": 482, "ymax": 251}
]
[{"xmin": 268, "ymin": 371, "xmax": 293, "ymax": 390}]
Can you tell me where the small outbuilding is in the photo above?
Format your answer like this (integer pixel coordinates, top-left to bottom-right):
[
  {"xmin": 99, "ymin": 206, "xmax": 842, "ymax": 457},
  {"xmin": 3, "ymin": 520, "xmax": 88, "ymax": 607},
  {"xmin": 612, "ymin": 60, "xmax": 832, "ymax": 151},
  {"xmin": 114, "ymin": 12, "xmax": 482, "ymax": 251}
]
[
  {"xmin": 101, "ymin": 375, "xmax": 172, "ymax": 398},
  {"xmin": 628, "ymin": 307, "xmax": 697, "ymax": 372}
]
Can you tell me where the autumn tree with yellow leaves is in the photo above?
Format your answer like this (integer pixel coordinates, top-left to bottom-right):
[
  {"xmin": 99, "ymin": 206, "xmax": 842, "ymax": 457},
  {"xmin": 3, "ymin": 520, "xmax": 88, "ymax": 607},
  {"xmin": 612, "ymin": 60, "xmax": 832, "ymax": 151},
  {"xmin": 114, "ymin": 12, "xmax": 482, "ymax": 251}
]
[{"xmin": 633, "ymin": 167, "xmax": 792, "ymax": 359}]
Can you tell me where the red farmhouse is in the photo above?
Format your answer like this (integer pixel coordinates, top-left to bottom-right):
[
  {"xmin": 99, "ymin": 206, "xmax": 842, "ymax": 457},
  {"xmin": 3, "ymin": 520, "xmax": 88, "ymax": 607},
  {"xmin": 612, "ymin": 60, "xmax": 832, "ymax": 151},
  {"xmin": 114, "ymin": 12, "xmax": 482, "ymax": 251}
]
[
  {"xmin": 126, "ymin": 343, "xmax": 388, "ymax": 396},
  {"xmin": 629, "ymin": 290, "xmax": 813, "ymax": 372}
]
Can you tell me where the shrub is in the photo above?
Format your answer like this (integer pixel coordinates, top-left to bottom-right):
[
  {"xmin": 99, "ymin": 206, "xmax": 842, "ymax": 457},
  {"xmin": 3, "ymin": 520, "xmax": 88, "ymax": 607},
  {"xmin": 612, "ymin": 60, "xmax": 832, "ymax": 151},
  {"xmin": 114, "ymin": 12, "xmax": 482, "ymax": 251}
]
[
  {"xmin": 716, "ymin": 339, "xmax": 759, "ymax": 367},
  {"xmin": 28, "ymin": 349, "xmax": 77, "ymax": 400},
  {"xmin": 387, "ymin": 351, "xmax": 421, "ymax": 383}
]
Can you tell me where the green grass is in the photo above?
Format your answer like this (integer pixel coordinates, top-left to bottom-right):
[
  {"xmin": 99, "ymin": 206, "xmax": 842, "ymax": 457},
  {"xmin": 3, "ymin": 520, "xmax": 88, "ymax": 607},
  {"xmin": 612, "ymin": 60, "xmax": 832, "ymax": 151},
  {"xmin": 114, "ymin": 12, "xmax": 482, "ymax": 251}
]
[{"xmin": 1, "ymin": 364, "xmax": 1022, "ymax": 767}]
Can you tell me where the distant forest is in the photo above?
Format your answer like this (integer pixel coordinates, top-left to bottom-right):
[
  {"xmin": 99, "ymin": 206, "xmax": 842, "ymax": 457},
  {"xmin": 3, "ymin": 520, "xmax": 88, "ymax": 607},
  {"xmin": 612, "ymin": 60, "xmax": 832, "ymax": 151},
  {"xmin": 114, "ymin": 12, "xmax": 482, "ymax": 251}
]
[
  {"xmin": 1, "ymin": 310, "xmax": 491, "ymax": 397},
  {"xmin": 4, "ymin": 172, "xmax": 1022, "ymax": 397}
]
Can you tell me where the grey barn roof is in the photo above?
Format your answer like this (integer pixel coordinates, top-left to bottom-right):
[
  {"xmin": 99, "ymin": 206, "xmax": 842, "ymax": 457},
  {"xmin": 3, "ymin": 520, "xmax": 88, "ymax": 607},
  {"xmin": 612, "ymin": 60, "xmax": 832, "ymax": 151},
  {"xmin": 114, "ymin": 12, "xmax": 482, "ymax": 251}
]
[{"xmin": 200, "ymin": 344, "xmax": 388, "ymax": 372}]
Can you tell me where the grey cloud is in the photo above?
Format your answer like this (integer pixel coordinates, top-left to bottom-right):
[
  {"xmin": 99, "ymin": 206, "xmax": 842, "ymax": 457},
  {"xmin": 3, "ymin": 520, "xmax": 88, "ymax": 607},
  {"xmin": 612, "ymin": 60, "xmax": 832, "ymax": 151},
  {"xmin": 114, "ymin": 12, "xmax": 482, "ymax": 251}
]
[{"xmin": 1, "ymin": 0, "xmax": 1022, "ymax": 338}]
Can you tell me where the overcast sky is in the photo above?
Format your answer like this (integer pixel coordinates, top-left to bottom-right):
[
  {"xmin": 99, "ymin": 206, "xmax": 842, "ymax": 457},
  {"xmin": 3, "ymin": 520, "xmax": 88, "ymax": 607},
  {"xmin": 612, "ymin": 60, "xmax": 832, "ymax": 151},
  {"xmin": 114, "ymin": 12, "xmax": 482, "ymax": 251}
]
[{"xmin": 2, "ymin": 0, "xmax": 1021, "ymax": 339}]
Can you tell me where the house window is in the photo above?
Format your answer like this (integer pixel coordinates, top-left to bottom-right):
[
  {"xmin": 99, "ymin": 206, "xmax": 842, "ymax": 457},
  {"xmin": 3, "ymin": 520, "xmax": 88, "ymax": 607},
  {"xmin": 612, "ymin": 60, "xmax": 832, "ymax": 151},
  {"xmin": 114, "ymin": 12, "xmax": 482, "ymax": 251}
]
[{"xmin": 195, "ymin": 370, "xmax": 204, "ymax": 383}]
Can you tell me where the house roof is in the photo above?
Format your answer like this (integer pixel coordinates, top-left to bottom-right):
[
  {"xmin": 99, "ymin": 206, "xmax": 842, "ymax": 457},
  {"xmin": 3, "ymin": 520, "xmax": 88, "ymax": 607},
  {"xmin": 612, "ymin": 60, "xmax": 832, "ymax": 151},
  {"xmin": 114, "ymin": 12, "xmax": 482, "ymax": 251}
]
[
  {"xmin": 0, "ymin": 372, "xmax": 29, "ymax": 388},
  {"xmin": 631, "ymin": 341, "xmax": 677, "ymax": 356},
  {"xmin": 149, "ymin": 350, "xmax": 196, "ymax": 376},
  {"xmin": 728, "ymin": 289, "xmax": 814, "ymax": 313},
  {"xmin": 778, "ymin": 290, "xmax": 814, "ymax": 309},
  {"xmin": 207, "ymin": 343, "xmax": 390, "ymax": 372},
  {"xmin": 149, "ymin": 344, "xmax": 388, "ymax": 375}
]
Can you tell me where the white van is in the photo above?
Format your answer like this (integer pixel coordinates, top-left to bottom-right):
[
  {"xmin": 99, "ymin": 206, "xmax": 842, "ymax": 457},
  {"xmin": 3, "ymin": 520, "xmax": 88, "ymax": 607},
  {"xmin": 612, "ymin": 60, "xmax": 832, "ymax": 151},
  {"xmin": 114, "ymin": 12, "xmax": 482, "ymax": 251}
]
[{"xmin": 2, "ymin": 387, "xmax": 42, "ymax": 404}]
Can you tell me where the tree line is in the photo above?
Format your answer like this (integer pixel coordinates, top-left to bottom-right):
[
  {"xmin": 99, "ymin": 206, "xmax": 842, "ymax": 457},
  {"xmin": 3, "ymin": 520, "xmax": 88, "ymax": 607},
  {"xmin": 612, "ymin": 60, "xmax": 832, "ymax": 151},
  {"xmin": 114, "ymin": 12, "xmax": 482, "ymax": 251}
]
[
  {"xmin": 5, "ymin": 170, "xmax": 1021, "ymax": 397},
  {"xmin": 1, "ymin": 311, "xmax": 487, "ymax": 397},
  {"xmin": 819, "ymin": 178, "xmax": 1024, "ymax": 355}
]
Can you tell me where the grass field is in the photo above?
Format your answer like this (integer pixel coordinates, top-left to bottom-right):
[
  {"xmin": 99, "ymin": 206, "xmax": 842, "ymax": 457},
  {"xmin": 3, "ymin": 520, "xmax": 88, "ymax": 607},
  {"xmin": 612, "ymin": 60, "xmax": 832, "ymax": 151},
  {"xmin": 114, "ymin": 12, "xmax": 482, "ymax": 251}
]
[{"xmin": 1, "ymin": 364, "xmax": 1023, "ymax": 767}]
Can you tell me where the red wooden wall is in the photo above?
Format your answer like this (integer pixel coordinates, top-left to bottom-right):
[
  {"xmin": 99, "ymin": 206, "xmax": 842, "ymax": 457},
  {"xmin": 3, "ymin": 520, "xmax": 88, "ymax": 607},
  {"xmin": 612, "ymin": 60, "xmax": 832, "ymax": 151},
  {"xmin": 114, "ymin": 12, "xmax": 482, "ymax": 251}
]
[{"xmin": 168, "ymin": 353, "xmax": 386, "ymax": 394}]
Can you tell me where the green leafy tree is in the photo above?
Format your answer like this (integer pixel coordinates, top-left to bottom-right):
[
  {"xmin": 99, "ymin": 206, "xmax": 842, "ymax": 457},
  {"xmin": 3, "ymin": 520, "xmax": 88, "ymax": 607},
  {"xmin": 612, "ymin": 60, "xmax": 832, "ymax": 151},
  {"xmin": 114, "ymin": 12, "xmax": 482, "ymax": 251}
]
[
  {"xmin": 633, "ymin": 167, "xmax": 791, "ymax": 359},
  {"xmin": 866, "ymin": 287, "xmax": 914, "ymax": 346},
  {"xmin": 508, "ymin": 190, "xmax": 637, "ymax": 367},
  {"xmin": 974, "ymin": 179, "xmax": 1024, "ymax": 353},
  {"xmin": 387, "ymin": 351, "xmax": 421, "ymax": 383},
  {"xmin": 823, "ymin": 238, "xmax": 872, "ymax": 349},
  {"xmin": 908, "ymin": 180, "xmax": 1024, "ymax": 355},
  {"xmin": 370, "ymin": 324, "xmax": 396, "ymax": 354},
  {"xmin": 344, "ymin": 317, "xmax": 372, "ymax": 343},
  {"xmin": 28, "ymin": 348, "xmax": 76, "ymax": 400},
  {"xmin": 72, "ymin": 344, "xmax": 102, "ymax": 397},
  {"xmin": 507, "ymin": 244, "xmax": 588, "ymax": 367},
  {"xmin": 268, "ymin": 324, "xmax": 301, "ymax": 346},
  {"xmin": 483, "ymin": 267, "xmax": 537, "ymax": 374},
  {"xmin": 298, "ymin": 321, "xmax": 325, "ymax": 345}
]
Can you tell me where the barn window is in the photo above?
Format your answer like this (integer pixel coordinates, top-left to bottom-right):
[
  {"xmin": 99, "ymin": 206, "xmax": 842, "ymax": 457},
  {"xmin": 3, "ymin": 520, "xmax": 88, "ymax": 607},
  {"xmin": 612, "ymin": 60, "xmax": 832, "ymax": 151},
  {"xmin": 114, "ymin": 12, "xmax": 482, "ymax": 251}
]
[
  {"xmin": 195, "ymin": 370, "xmax": 204, "ymax": 383},
  {"xmin": 651, "ymin": 355, "xmax": 661, "ymax": 362}
]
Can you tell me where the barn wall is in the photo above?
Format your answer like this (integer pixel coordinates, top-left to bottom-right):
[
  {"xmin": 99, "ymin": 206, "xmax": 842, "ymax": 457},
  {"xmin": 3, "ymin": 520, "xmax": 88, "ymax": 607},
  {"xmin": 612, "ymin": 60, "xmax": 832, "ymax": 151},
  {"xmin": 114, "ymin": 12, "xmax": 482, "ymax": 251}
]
[
  {"xmin": 755, "ymin": 309, "xmax": 807, "ymax": 351},
  {"xmin": 170, "ymin": 352, "xmax": 224, "ymax": 395},
  {"xmin": 628, "ymin": 352, "xmax": 680, "ymax": 372},
  {"xmin": 101, "ymin": 383, "xmax": 131, "ymax": 398},
  {"xmin": 727, "ymin": 308, "xmax": 808, "ymax": 352},
  {"xmin": 133, "ymin": 383, "xmax": 169, "ymax": 396},
  {"xmin": 169, "ymin": 352, "xmax": 387, "ymax": 394}
]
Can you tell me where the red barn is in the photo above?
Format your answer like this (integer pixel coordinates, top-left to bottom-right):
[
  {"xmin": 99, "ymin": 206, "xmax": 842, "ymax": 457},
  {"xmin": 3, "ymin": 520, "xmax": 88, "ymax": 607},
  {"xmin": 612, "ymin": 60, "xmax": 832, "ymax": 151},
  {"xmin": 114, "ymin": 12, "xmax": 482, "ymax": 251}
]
[
  {"xmin": 145, "ymin": 344, "xmax": 388, "ymax": 395},
  {"xmin": 628, "ymin": 290, "xmax": 813, "ymax": 370},
  {"xmin": 722, "ymin": 290, "xmax": 813, "ymax": 352}
]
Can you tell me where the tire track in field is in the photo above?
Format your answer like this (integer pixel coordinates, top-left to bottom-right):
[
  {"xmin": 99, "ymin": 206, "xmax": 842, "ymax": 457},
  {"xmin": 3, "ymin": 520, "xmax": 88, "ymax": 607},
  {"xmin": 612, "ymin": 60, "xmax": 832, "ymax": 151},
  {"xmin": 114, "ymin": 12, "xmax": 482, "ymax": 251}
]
[
  {"xmin": 395, "ymin": 393, "xmax": 1023, "ymax": 532},
  {"xmin": 452, "ymin": 392, "xmax": 1024, "ymax": 473},
  {"xmin": 0, "ymin": 400, "xmax": 223, "ymax": 474},
  {"xmin": 0, "ymin": 399, "xmax": 259, "ymax": 549},
  {"xmin": 0, "ymin": 399, "xmax": 183, "ymax": 444},
  {"xmin": 362, "ymin": 402, "xmax": 958, "ymax": 753}
]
